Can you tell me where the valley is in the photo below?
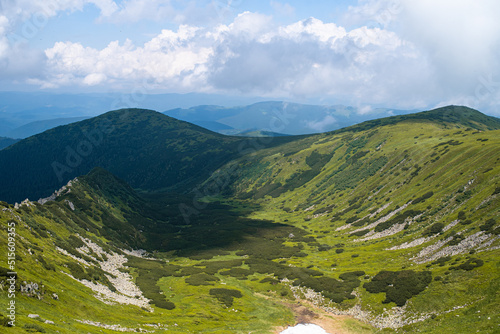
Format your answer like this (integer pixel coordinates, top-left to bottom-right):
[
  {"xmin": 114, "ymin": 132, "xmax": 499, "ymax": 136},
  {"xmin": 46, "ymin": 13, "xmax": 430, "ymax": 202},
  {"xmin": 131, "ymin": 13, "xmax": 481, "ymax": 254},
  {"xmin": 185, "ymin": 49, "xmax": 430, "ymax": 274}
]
[{"xmin": 0, "ymin": 105, "xmax": 499, "ymax": 333}]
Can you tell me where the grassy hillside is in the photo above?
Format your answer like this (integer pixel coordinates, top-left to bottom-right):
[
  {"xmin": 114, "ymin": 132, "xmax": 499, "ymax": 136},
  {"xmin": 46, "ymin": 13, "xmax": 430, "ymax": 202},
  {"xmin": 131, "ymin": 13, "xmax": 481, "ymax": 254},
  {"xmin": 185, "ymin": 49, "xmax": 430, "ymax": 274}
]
[
  {"xmin": 0, "ymin": 168, "xmax": 352, "ymax": 333},
  {"xmin": 201, "ymin": 106, "xmax": 500, "ymax": 332},
  {"xmin": 0, "ymin": 105, "xmax": 499, "ymax": 333}
]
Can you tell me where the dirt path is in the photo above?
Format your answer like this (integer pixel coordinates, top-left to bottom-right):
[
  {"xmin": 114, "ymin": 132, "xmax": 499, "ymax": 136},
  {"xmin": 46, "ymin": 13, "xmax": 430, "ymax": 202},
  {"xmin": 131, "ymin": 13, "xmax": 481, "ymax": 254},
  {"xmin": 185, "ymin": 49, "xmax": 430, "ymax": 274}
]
[{"xmin": 272, "ymin": 300, "xmax": 359, "ymax": 334}]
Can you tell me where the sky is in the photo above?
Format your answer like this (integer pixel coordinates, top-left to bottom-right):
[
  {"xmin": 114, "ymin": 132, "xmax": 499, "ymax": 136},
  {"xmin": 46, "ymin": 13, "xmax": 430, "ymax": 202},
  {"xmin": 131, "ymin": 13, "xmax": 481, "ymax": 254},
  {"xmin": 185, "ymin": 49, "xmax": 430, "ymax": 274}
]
[{"xmin": 1, "ymin": 0, "xmax": 500, "ymax": 115}]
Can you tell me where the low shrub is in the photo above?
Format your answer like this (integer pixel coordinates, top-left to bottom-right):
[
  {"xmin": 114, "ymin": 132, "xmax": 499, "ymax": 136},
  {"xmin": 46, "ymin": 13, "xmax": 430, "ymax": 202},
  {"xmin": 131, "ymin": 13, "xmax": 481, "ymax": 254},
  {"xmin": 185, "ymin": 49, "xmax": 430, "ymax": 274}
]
[
  {"xmin": 185, "ymin": 273, "xmax": 219, "ymax": 286},
  {"xmin": 422, "ymin": 223, "xmax": 445, "ymax": 237},
  {"xmin": 209, "ymin": 288, "xmax": 243, "ymax": 307},
  {"xmin": 413, "ymin": 191, "xmax": 434, "ymax": 205},
  {"xmin": 364, "ymin": 270, "xmax": 432, "ymax": 306},
  {"xmin": 375, "ymin": 210, "xmax": 422, "ymax": 232},
  {"xmin": 432, "ymin": 256, "xmax": 451, "ymax": 266},
  {"xmin": 350, "ymin": 229, "xmax": 369, "ymax": 237},
  {"xmin": 219, "ymin": 268, "xmax": 252, "ymax": 279},
  {"xmin": 449, "ymin": 258, "xmax": 484, "ymax": 271},
  {"xmin": 260, "ymin": 277, "xmax": 279, "ymax": 285},
  {"xmin": 480, "ymin": 219, "xmax": 497, "ymax": 234}
]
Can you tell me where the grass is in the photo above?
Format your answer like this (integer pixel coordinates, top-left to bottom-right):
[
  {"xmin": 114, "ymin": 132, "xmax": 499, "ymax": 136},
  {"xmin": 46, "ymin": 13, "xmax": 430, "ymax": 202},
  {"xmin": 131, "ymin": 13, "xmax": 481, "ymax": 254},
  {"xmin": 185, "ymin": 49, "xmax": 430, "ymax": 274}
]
[{"xmin": 1, "ymin": 110, "xmax": 499, "ymax": 333}]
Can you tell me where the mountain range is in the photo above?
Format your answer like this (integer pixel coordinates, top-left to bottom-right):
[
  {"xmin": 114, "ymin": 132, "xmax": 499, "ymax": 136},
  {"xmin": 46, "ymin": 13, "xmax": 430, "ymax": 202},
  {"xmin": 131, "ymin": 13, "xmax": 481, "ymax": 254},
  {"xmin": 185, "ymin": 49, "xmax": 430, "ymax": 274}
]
[
  {"xmin": 0, "ymin": 105, "xmax": 499, "ymax": 333},
  {"xmin": 163, "ymin": 101, "xmax": 411, "ymax": 135}
]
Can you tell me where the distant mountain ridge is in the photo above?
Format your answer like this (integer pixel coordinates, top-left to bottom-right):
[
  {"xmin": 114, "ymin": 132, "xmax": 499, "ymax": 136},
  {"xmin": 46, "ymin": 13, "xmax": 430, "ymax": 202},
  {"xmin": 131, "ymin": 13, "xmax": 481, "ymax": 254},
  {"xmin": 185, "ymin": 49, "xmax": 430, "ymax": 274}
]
[
  {"xmin": 0, "ymin": 136, "xmax": 19, "ymax": 150},
  {"xmin": 5, "ymin": 117, "xmax": 89, "ymax": 139},
  {"xmin": 0, "ymin": 105, "xmax": 498, "ymax": 204},
  {"xmin": 163, "ymin": 101, "xmax": 413, "ymax": 135}
]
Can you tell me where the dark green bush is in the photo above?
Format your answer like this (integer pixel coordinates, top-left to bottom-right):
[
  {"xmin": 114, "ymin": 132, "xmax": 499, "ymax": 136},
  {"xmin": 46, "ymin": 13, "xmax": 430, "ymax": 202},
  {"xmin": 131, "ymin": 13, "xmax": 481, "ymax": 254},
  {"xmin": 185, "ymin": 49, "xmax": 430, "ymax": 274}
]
[
  {"xmin": 198, "ymin": 259, "xmax": 243, "ymax": 275},
  {"xmin": 432, "ymin": 256, "xmax": 451, "ymax": 266},
  {"xmin": 480, "ymin": 219, "xmax": 497, "ymax": 233},
  {"xmin": 350, "ymin": 229, "xmax": 369, "ymax": 237},
  {"xmin": 219, "ymin": 268, "xmax": 252, "ymax": 279},
  {"xmin": 345, "ymin": 216, "xmax": 359, "ymax": 224},
  {"xmin": 260, "ymin": 277, "xmax": 279, "ymax": 285},
  {"xmin": 185, "ymin": 273, "xmax": 219, "ymax": 286},
  {"xmin": 36, "ymin": 255, "xmax": 55, "ymax": 271},
  {"xmin": 209, "ymin": 288, "xmax": 243, "ymax": 307},
  {"xmin": 450, "ymin": 258, "xmax": 484, "ymax": 271},
  {"xmin": 447, "ymin": 234, "xmax": 465, "ymax": 246},
  {"xmin": 23, "ymin": 323, "xmax": 46, "ymax": 332},
  {"xmin": 455, "ymin": 190, "xmax": 472, "ymax": 203},
  {"xmin": 375, "ymin": 210, "xmax": 422, "ymax": 232},
  {"xmin": 339, "ymin": 271, "xmax": 365, "ymax": 281},
  {"xmin": 364, "ymin": 270, "xmax": 432, "ymax": 306},
  {"xmin": 318, "ymin": 244, "xmax": 332, "ymax": 251},
  {"xmin": 352, "ymin": 217, "xmax": 370, "ymax": 227},
  {"xmin": 422, "ymin": 223, "xmax": 445, "ymax": 237},
  {"xmin": 413, "ymin": 191, "xmax": 434, "ymax": 204}
]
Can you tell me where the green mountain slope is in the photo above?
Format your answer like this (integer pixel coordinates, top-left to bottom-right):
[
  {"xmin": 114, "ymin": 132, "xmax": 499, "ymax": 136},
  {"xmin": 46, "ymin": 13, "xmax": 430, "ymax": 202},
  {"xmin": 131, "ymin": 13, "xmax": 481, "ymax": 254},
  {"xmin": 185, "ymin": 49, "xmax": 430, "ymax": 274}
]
[
  {"xmin": 328, "ymin": 105, "xmax": 500, "ymax": 134},
  {"xmin": 200, "ymin": 105, "xmax": 500, "ymax": 332},
  {"xmin": 0, "ymin": 105, "xmax": 499, "ymax": 333},
  {"xmin": 0, "ymin": 167, "xmax": 322, "ymax": 333},
  {"xmin": 0, "ymin": 109, "xmax": 262, "ymax": 203}
]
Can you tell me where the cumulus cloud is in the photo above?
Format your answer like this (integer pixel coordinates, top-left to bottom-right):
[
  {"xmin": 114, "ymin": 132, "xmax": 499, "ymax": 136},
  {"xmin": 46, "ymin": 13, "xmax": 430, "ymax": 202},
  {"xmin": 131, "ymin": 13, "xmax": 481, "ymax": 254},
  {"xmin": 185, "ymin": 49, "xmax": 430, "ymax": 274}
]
[
  {"xmin": 271, "ymin": 1, "xmax": 295, "ymax": 18},
  {"xmin": 0, "ymin": 0, "xmax": 118, "ymax": 80},
  {"xmin": 28, "ymin": 11, "xmax": 432, "ymax": 107},
  {"xmin": 398, "ymin": 0, "xmax": 500, "ymax": 113},
  {"xmin": 3, "ymin": 0, "xmax": 500, "ymax": 115},
  {"xmin": 38, "ymin": 24, "xmax": 214, "ymax": 90},
  {"xmin": 306, "ymin": 115, "xmax": 337, "ymax": 132}
]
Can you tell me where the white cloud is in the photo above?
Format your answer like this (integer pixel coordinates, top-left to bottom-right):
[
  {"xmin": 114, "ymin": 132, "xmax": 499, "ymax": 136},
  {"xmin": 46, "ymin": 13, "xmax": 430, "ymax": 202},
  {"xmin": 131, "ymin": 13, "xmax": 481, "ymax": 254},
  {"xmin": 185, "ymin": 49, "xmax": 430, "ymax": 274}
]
[
  {"xmin": 398, "ymin": 0, "xmax": 500, "ymax": 113},
  {"xmin": 100, "ymin": 0, "xmax": 174, "ymax": 22},
  {"xmin": 279, "ymin": 17, "xmax": 346, "ymax": 43},
  {"xmin": 3, "ymin": 1, "xmax": 498, "ymax": 115},
  {"xmin": 41, "ymin": 26, "xmax": 213, "ymax": 90},
  {"xmin": 306, "ymin": 115, "xmax": 337, "ymax": 132},
  {"xmin": 229, "ymin": 12, "xmax": 274, "ymax": 40},
  {"xmin": 83, "ymin": 72, "xmax": 107, "ymax": 85},
  {"xmin": 30, "ymin": 13, "xmax": 429, "ymax": 108},
  {"xmin": 0, "ymin": 0, "xmax": 119, "ymax": 80},
  {"xmin": 271, "ymin": 1, "xmax": 295, "ymax": 18}
]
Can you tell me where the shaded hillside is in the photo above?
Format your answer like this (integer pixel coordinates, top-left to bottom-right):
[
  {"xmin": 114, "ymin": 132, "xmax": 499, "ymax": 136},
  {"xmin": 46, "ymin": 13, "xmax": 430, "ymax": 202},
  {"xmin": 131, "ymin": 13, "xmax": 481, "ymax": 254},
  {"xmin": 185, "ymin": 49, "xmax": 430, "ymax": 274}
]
[
  {"xmin": 0, "ymin": 168, "xmax": 321, "ymax": 333},
  {"xmin": 0, "ymin": 109, "xmax": 256, "ymax": 203}
]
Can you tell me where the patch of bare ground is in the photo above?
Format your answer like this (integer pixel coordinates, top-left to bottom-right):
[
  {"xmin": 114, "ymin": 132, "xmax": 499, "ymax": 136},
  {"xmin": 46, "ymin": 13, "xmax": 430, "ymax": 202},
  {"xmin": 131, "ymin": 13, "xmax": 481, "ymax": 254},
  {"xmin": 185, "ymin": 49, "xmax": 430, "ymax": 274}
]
[{"xmin": 273, "ymin": 300, "xmax": 360, "ymax": 334}]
